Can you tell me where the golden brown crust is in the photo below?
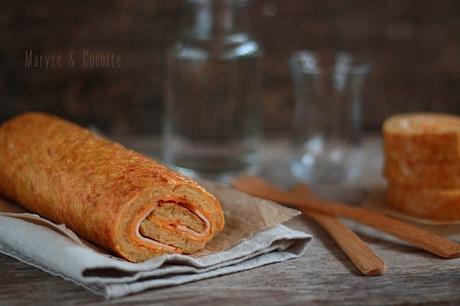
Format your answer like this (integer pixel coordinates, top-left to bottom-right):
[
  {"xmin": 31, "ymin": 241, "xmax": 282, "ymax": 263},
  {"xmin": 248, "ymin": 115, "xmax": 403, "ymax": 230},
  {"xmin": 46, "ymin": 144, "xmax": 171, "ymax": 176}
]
[
  {"xmin": 384, "ymin": 158, "xmax": 460, "ymax": 189},
  {"xmin": 383, "ymin": 113, "xmax": 460, "ymax": 162},
  {"xmin": 0, "ymin": 112, "xmax": 224, "ymax": 262},
  {"xmin": 387, "ymin": 185, "xmax": 460, "ymax": 221}
]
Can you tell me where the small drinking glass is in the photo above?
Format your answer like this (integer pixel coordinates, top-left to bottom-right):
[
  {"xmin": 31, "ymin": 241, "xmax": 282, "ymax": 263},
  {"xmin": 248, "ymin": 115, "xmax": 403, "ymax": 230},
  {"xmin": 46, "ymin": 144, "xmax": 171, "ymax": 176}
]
[{"xmin": 289, "ymin": 51, "xmax": 371, "ymax": 184}]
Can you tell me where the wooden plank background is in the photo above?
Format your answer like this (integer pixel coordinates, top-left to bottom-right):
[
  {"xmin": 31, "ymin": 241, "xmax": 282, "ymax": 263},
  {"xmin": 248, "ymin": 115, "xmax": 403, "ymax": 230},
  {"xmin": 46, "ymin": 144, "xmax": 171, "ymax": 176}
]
[{"xmin": 0, "ymin": 0, "xmax": 459, "ymax": 134}]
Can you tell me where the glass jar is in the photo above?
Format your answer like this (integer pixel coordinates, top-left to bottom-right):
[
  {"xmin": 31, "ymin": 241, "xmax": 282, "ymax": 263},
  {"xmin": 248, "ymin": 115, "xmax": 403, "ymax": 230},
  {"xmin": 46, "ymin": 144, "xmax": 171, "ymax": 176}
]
[
  {"xmin": 289, "ymin": 51, "xmax": 371, "ymax": 184},
  {"xmin": 163, "ymin": 0, "xmax": 263, "ymax": 181}
]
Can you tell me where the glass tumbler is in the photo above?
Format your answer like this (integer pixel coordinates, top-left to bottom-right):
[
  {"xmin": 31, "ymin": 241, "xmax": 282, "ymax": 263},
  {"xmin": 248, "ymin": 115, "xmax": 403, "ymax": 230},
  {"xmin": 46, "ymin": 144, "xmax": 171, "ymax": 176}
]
[
  {"xmin": 163, "ymin": 0, "xmax": 262, "ymax": 181},
  {"xmin": 289, "ymin": 51, "xmax": 371, "ymax": 184}
]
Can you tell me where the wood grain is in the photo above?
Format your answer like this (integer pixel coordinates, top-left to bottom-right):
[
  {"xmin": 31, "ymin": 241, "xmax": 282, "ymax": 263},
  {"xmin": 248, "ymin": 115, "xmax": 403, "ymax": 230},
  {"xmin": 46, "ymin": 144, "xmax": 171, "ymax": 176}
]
[
  {"xmin": 290, "ymin": 184, "xmax": 386, "ymax": 276},
  {"xmin": 2, "ymin": 216, "xmax": 460, "ymax": 306},
  {"xmin": 1, "ymin": 137, "xmax": 460, "ymax": 305},
  {"xmin": 1, "ymin": 1, "xmax": 460, "ymax": 133},
  {"xmin": 232, "ymin": 176, "xmax": 460, "ymax": 259}
]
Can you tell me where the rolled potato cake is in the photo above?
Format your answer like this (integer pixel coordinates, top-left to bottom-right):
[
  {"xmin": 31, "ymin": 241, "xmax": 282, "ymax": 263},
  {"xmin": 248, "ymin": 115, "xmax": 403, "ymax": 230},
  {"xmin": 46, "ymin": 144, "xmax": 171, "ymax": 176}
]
[
  {"xmin": 383, "ymin": 158, "xmax": 460, "ymax": 189},
  {"xmin": 0, "ymin": 112, "xmax": 224, "ymax": 262},
  {"xmin": 387, "ymin": 185, "xmax": 460, "ymax": 221},
  {"xmin": 383, "ymin": 113, "xmax": 460, "ymax": 162}
]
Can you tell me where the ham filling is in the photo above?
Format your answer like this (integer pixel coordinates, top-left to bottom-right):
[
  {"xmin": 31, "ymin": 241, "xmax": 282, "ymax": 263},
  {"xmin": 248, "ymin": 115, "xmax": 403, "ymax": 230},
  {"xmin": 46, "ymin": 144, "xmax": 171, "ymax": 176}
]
[{"xmin": 134, "ymin": 200, "xmax": 210, "ymax": 252}]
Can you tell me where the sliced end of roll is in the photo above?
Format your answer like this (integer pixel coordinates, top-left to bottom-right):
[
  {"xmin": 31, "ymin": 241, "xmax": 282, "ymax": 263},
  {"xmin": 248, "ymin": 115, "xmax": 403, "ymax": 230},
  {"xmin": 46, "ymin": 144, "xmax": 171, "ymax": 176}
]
[
  {"xmin": 387, "ymin": 185, "xmax": 460, "ymax": 221},
  {"xmin": 383, "ymin": 113, "xmax": 460, "ymax": 163},
  {"xmin": 383, "ymin": 113, "xmax": 460, "ymax": 135},
  {"xmin": 114, "ymin": 183, "xmax": 224, "ymax": 262},
  {"xmin": 383, "ymin": 159, "xmax": 460, "ymax": 189}
]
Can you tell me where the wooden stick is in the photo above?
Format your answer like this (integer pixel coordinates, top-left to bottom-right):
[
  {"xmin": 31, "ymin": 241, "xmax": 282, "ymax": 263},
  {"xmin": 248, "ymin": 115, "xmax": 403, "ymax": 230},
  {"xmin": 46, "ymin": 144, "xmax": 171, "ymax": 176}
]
[
  {"xmin": 232, "ymin": 176, "xmax": 460, "ymax": 259},
  {"xmin": 290, "ymin": 184, "xmax": 386, "ymax": 276}
]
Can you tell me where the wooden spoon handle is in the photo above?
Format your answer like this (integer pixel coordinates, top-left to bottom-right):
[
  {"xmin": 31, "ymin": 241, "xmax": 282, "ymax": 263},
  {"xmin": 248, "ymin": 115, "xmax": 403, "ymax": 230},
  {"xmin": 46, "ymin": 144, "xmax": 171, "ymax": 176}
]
[
  {"xmin": 306, "ymin": 211, "xmax": 386, "ymax": 275},
  {"xmin": 232, "ymin": 177, "xmax": 460, "ymax": 259},
  {"xmin": 296, "ymin": 197, "xmax": 460, "ymax": 259},
  {"xmin": 291, "ymin": 184, "xmax": 386, "ymax": 276}
]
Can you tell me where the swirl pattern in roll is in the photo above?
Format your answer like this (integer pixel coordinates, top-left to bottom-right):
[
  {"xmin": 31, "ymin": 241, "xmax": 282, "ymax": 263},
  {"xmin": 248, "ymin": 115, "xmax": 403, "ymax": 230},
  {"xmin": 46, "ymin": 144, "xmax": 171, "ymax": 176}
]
[{"xmin": 0, "ymin": 112, "xmax": 225, "ymax": 262}]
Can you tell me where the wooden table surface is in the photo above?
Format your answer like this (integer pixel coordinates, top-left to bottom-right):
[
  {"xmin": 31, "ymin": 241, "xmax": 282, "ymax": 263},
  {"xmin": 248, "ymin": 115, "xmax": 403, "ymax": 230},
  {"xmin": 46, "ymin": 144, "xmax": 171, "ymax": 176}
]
[{"xmin": 1, "ymin": 137, "xmax": 460, "ymax": 306}]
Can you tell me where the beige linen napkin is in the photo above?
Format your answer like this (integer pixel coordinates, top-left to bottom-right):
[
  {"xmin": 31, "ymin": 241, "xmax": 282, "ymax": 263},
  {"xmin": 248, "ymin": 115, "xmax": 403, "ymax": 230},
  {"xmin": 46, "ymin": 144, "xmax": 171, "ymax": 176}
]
[{"xmin": 0, "ymin": 181, "xmax": 311, "ymax": 298}]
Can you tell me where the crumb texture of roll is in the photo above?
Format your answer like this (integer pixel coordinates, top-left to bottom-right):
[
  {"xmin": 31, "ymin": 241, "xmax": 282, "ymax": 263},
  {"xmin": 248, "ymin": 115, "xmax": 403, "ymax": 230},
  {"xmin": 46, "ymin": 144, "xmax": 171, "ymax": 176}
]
[
  {"xmin": 0, "ymin": 112, "xmax": 224, "ymax": 262},
  {"xmin": 383, "ymin": 159, "xmax": 460, "ymax": 189},
  {"xmin": 383, "ymin": 113, "xmax": 460, "ymax": 221},
  {"xmin": 383, "ymin": 113, "xmax": 460, "ymax": 162},
  {"xmin": 387, "ymin": 186, "xmax": 460, "ymax": 221}
]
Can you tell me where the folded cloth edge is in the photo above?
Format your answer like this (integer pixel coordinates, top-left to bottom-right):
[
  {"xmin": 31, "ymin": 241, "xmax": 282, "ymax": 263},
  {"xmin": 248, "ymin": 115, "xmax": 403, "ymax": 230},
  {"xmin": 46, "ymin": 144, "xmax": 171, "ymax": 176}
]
[{"xmin": 0, "ymin": 215, "xmax": 311, "ymax": 299}]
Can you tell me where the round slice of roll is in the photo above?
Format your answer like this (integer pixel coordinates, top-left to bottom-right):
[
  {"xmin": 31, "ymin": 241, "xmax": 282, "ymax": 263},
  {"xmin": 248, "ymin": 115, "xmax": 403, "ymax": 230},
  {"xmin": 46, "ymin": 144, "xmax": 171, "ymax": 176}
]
[
  {"xmin": 0, "ymin": 112, "xmax": 224, "ymax": 262},
  {"xmin": 383, "ymin": 113, "xmax": 460, "ymax": 163},
  {"xmin": 384, "ymin": 158, "xmax": 460, "ymax": 189},
  {"xmin": 387, "ymin": 185, "xmax": 460, "ymax": 221}
]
